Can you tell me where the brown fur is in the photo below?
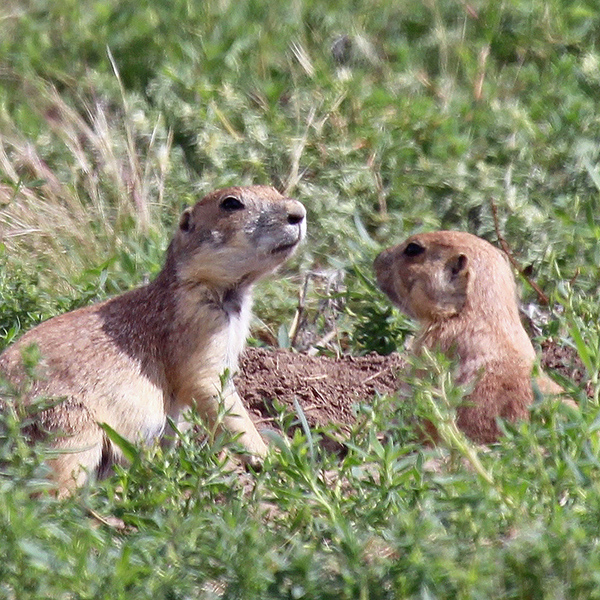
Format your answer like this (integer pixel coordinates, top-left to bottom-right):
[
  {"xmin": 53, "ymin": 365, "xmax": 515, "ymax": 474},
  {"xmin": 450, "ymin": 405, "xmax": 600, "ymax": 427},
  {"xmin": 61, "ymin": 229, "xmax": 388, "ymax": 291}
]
[
  {"xmin": 0, "ymin": 185, "xmax": 306, "ymax": 493},
  {"xmin": 374, "ymin": 230, "xmax": 561, "ymax": 443}
]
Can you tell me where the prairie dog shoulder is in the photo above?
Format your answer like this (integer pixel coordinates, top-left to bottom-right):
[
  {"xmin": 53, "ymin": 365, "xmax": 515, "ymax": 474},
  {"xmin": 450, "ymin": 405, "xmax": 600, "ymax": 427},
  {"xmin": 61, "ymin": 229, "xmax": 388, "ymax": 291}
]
[
  {"xmin": 0, "ymin": 185, "xmax": 306, "ymax": 492},
  {"xmin": 375, "ymin": 230, "xmax": 557, "ymax": 443}
]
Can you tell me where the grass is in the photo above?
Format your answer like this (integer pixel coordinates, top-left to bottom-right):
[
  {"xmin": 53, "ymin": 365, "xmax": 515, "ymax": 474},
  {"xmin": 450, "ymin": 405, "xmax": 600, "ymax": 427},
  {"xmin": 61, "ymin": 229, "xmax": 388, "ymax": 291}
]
[{"xmin": 2, "ymin": 0, "xmax": 600, "ymax": 597}]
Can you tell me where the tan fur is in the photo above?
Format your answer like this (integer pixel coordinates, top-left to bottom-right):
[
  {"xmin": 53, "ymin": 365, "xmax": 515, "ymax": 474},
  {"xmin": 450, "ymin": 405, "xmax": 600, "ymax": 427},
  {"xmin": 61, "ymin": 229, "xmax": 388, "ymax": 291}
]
[
  {"xmin": 0, "ymin": 185, "xmax": 306, "ymax": 492},
  {"xmin": 374, "ymin": 230, "xmax": 561, "ymax": 443}
]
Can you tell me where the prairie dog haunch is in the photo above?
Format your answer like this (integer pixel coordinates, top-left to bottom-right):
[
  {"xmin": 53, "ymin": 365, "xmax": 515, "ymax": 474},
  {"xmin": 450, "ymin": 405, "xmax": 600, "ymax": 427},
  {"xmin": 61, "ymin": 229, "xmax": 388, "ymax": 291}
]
[
  {"xmin": 0, "ymin": 185, "xmax": 306, "ymax": 492},
  {"xmin": 375, "ymin": 230, "xmax": 561, "ymax": 443}
]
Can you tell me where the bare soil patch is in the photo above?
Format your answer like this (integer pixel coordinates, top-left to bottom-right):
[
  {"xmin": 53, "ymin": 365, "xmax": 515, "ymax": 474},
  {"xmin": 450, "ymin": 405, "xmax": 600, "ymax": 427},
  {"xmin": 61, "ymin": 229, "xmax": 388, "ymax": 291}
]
[
  {"xmin": 540, "ymin": 339, "xmax": 586, "ymax": 385},
  {"xmin": 235, "ymin": 340, "xmax": 585, "ymax": 434},
  {"xmin": 236, "ymin": 348, "xmax": 405, "ymax": 430}
]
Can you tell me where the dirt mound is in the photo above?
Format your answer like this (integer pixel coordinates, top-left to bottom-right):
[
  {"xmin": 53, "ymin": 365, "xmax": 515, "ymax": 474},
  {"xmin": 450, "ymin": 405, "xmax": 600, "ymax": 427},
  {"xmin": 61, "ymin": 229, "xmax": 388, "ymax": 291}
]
[
  {"xmin": 236, "ymin": 348, "xmax": 405, "ymax": 429},
  {"xmin": 235, "ymin": 340, "xmax": 585, "ymax": 434}
]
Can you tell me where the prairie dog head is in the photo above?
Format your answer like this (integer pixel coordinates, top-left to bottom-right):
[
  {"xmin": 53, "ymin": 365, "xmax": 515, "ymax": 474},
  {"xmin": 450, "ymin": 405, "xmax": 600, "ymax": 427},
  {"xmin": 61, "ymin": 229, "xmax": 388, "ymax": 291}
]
[
  {"xmin": 374, "ymin": 231, "xmax": 518, "ymax": 324},
  {"xmin": 169, "ymin": 185, "xmax": 306, "ymax": 288}
]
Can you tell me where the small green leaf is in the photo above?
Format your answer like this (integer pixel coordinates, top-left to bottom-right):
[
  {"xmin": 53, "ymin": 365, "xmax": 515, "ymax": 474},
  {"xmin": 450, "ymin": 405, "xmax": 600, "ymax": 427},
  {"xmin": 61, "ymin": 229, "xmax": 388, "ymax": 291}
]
[
  {"xmin": 278, "ymin": 323, "xmax": 290, "ymax": 349},
  {"xmin": 99, "ymin": 423, "xmax": 140, "ymax": 464}
]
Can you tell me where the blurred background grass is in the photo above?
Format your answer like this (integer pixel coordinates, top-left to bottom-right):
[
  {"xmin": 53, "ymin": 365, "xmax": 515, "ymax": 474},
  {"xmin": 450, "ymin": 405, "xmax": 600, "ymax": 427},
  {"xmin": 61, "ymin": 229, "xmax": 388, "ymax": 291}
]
[{"xmin": 2, "ymin": 0, "xmax": 600, "ymax": 349}]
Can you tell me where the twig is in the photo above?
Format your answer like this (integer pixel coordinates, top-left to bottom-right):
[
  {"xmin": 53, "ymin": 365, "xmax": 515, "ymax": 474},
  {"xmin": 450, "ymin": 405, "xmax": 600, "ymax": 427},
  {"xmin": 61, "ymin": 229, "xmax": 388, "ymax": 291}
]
[
  {"xmin": 307, "ymin": 330, "xmax": 337, "ymax": 356},
  {"xmin": 254, "ymin": 416, "xmax": 277, "ymax": 424},
  {"xmin": 87, "ymin": 508, "xmax": 127, "ymax": 531},
  {"xmin": 473, "ymin": 44, "xmax": 490, "ymax": 101},
  {"xmin": 361, "ymin": 369, "xmax": 387, "ymax": 385},
  {"xmin": 490, "ymin": 198, "xmax": 549, "ymax": 305},
  {"xmin": 289, "ymin": 272, "xmax": 312, "ymax": 347},
  {"xmin": 569, "ymin": 268, "xmax": 580, "ymax": 288}
]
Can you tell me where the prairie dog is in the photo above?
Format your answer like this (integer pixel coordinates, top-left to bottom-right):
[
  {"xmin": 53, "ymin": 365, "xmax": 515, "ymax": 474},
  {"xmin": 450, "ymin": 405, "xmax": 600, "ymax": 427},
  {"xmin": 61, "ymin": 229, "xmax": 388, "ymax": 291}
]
[
  {"xmin": 0, "ymin": 185, "xmax": 306, "ymax": 492},
  {"xmin": 374, "ymin": 230, "xmax": 561, "ymax": 443}
]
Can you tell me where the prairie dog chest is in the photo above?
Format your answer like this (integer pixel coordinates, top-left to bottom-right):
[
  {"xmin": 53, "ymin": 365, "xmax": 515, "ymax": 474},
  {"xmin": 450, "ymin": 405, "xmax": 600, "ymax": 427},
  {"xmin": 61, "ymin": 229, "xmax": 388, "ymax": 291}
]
[
  {"xmin": 222, "ymin": 290, "xmax": 252, "ymax": 373},
  {"xmin": 170, "ymin": 287, "xmax": 252, "ymax": 398}
]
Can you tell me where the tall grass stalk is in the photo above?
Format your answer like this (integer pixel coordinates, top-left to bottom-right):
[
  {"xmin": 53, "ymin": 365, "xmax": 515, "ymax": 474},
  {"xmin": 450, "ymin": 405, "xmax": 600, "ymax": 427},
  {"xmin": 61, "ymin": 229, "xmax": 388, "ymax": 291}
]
[{"xmin": 0, "ymin": 75, "xmax": 173, "ymax": 288}]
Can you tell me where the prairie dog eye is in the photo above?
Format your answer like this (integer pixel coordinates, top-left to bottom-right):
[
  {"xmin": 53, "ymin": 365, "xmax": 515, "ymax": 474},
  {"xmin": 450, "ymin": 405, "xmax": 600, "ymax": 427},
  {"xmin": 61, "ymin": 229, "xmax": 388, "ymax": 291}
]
[
  {"xmin": 220, "ymin": 196, "xmax": 245, "ymax": 211},
  {"xmin": 404, "ymin": 242, "xmax": 425, "ymax": 257}
]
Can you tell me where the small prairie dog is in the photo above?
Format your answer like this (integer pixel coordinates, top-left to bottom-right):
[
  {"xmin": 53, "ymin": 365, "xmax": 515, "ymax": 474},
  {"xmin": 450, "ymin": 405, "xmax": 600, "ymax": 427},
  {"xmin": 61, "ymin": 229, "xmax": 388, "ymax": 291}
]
[
  {"xmin": 374, "ymin": 230, "xmax": 561, "ymax": 443},
  {"xmin": 0, "ymin": 185, "xmax": 306, "ymax": 492}
]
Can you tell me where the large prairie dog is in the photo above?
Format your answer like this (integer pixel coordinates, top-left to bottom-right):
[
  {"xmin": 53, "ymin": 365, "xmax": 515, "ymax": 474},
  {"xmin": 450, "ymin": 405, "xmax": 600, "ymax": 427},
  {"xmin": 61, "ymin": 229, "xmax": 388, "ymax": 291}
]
[
  {"xmin": 0, "ymin": 185, "xmax": 306, "ymax": 492},
  {"xmin": 374, "ymin": 230, "xmax": 561, "ymax": 443}
]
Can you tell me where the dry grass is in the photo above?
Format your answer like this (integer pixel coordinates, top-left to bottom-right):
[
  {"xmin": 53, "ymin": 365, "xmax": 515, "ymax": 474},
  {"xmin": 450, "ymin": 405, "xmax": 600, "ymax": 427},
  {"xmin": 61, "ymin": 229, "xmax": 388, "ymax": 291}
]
[{"xmin": 0, "ymin": 76, "xmax": 173, "ymax": 286}]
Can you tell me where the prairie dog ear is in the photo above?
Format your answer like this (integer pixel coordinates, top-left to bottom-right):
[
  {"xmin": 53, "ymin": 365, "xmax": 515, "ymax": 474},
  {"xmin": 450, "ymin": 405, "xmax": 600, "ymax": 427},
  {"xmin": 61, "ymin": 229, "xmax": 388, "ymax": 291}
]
[
  {"xmin": 445, "ymin": 252, "xmax": 471, "ymax": 299},
  {"xmin": 179, "ymin": 208, "xmax": 194, "ymax": 233},
  {"xmin": 448, "ymin": 253, "xmax": 468, "ymax": 278}
]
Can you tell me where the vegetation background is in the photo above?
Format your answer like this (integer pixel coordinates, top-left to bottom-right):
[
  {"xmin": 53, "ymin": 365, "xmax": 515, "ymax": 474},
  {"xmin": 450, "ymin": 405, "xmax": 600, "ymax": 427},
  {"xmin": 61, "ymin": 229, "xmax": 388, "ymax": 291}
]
[{"xmin": 1, "ymin": 0, "xmax": 600, "ymax": 597}]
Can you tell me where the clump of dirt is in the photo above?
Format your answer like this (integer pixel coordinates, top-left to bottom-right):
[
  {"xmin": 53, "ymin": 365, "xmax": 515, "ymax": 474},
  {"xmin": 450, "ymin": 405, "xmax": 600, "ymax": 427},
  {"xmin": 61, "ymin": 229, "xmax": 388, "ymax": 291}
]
[
  {"xmin": 235, "ymin": 341, "xmax": 586, "ymax": 434},
  {"xmin": 540, "ymin": 339, "xmax": 586, "ymax": 385}
]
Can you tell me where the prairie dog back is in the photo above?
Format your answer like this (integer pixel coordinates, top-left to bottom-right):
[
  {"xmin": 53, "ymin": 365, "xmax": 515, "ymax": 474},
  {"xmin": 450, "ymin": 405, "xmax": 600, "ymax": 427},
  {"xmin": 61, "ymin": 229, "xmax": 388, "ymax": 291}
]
[{"xmin": 0, "ymin": 185, "xmax": 306, "ymax": 493}]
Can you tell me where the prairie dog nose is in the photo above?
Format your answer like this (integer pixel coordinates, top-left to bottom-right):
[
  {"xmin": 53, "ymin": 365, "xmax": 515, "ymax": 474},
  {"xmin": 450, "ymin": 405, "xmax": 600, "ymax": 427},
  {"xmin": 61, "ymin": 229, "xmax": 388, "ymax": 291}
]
[{"xmin": 286, "ymin": 201, "xmax": 306, "ymax": 226}]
